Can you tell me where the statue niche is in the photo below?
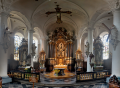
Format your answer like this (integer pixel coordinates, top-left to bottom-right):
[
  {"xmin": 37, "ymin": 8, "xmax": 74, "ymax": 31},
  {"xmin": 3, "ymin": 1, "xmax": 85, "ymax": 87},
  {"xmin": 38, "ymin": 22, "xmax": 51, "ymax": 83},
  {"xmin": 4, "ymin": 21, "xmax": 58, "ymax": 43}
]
[{"xmin": 56, "ymin": 39, "xmax": 66, "ymax": 65}]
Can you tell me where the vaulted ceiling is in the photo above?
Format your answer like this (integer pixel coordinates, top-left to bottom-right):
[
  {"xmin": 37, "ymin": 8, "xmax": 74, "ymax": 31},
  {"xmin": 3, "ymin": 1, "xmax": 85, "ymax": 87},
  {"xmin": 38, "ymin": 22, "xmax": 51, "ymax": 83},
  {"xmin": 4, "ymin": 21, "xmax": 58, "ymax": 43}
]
[{"xmin": 7, "ymin": 0, "xmax": 113, "ymax": 39}]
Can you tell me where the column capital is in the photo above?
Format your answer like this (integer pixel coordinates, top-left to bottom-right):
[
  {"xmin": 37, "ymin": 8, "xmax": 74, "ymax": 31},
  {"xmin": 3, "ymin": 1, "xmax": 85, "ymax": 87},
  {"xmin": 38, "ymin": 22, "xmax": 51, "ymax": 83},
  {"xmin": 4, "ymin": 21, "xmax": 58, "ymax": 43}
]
[
  {"xmin": 87, "ymin": 27, "xmax": 94, "ymax": 31},
  {"xmin": 28, "ymin": 30, "xmax": 35, "ymax": 33}
]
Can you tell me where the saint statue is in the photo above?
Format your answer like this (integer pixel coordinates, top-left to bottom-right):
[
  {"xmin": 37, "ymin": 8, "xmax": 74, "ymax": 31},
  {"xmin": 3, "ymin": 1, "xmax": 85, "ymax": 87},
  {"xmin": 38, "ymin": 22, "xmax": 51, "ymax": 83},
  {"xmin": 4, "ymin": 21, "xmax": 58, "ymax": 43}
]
[
  {"xmin": 89, "ymin": 52, "xmax": 95, "ymax": 64},
  {"xmin": 32, "ymin": 43, "xmax": 36, "ymax": 56},
  {"xmin": 2, "ymin": 27, "xmax": 12, "ymax": 53},
  {"xmin": 23, "ymin": 51, "xmax": 26, "ymax": 60},
  {"xmin": 115, "ymin": 0, "xmax": 120, "ymax": 9},
  {"xmin": 85, "ymin": 42, "xmax": 89, "ymax": 57}
]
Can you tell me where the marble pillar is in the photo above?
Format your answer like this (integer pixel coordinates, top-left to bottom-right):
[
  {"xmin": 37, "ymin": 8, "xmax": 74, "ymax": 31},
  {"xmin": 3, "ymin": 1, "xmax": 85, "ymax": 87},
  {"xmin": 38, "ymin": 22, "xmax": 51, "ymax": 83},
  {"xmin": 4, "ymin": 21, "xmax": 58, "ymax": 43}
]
[
  {"xmin": 28, "ymin": 30, "xmax": 34, "ymax": 67},
  {"xmin": 111, "ymin": 9, "xmax": 120, "ymax": 77},
  {"xmin": 77, "ymin": 38, "xmax": 81, "ymax": 50},
  {"xmin": 0, "ymin": 12, "xmax": 12, "ymax": 83},
  {"xmin": 87, "ymin": 29, "xmax": 93, "ymax": 72}
]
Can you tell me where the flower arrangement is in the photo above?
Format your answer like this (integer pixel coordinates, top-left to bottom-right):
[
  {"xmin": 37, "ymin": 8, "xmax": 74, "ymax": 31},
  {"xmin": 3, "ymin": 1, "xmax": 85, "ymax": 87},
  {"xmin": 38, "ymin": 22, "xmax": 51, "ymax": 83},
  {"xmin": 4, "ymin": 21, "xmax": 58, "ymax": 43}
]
[
  {"xmin": 54, "ymin": 69, "xmax": 60, "ymax": 76},
  {"xmin": 24, "ymin": 68, "xmax": 28, "ymax": 71}
]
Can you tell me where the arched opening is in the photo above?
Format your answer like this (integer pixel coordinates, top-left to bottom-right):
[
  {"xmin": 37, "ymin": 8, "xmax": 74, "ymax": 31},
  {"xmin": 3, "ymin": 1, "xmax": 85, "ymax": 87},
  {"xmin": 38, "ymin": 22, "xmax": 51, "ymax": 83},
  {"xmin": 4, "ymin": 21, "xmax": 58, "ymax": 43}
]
[
  {"xmin": 14, "ymin": 32, "xmax": 24, "ymax": 61},
  {"xmin": 33, "ymin": 36, "xmax": 38, "ymax": 62}
]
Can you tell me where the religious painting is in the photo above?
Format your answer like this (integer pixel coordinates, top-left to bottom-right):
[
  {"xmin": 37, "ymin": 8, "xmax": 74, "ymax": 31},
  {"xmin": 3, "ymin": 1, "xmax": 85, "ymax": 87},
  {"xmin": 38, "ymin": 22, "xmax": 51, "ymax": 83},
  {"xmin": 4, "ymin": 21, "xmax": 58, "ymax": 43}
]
[{"xmin": 57, "ymin": 42, "xmax": 65, "ymax": 58}]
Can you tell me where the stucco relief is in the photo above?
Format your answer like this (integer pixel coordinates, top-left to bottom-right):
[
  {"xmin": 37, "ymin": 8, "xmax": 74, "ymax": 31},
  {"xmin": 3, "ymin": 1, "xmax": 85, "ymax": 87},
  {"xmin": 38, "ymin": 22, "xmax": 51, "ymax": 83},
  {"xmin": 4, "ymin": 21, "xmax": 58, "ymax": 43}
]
[
  {"xmin": 105, "ymin": 0, "xmax": 120, "ymax": 10},
  {"xmin": 109, "ymin": 25, "xmax": 120, "ymax": 50}
]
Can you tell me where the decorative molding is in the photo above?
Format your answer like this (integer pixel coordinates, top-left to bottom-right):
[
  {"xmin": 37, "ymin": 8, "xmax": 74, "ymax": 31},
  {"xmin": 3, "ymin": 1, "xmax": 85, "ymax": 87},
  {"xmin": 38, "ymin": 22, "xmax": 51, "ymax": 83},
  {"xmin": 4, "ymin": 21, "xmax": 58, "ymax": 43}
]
[
  {"xmin": 105, "ymin": 0, "xmax": 120, "ymax": 10},
  {"xmin": 109, "ymin": 25, "xmax": 120, "ymax": 50}
]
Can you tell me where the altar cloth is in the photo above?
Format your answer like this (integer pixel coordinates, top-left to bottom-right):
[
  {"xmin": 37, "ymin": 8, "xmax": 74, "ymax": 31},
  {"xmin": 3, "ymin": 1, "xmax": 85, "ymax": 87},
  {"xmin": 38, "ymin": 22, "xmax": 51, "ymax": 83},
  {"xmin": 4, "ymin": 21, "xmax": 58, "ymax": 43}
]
[{"xmin": 54, "ymin": 65, "xmax": 67, "ymax": 69}]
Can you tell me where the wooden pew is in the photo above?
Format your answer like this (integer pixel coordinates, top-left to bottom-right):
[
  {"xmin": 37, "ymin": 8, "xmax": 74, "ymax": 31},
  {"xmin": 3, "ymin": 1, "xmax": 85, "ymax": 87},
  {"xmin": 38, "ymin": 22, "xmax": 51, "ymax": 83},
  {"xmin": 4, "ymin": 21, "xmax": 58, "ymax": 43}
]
[{"xmin": 0, "ymin": 77, "xmax": 2, "ymax": 88}]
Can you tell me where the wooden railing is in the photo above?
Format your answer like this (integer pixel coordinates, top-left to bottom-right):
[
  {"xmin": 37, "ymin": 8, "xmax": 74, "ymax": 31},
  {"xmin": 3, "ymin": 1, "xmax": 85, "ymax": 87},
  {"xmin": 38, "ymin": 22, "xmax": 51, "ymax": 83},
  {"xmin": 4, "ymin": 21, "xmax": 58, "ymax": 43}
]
[
  {"xmin": 8, "ymin": 71, "xmax": 40, "ymax": 82},
  {"xmin": 76, "ymin": 70, "xmax": 110, "ymax": 82}
]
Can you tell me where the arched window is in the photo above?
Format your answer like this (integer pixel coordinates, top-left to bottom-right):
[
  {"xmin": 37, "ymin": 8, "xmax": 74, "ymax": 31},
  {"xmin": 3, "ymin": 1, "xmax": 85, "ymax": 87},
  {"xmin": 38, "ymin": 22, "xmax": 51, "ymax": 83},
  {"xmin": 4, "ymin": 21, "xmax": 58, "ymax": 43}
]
[
  {"xmin": 101, "ymin": 34, "xmax": 109, "ymax": 59},
  {"xmin": 14, "ymin": 35, "xmax": 23, "ymax": 60}
]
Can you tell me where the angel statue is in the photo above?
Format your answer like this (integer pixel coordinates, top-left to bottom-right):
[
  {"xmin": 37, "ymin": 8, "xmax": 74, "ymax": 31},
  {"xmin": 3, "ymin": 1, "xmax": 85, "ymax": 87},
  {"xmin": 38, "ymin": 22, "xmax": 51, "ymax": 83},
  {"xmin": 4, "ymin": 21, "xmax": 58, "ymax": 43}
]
[{"xmin": 85, "ymin": 42, "xmax": 89, "ymax": 57}]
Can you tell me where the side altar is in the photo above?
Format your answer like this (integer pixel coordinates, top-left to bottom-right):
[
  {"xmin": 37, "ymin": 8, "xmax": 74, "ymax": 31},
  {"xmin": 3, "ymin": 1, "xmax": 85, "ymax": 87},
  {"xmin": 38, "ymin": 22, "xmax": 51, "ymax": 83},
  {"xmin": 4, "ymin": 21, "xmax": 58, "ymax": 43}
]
[
  {"xmin": 18, "ymin": 38, "xmax": 36, "ymax": 68},
  {"xmin": 93, "ymin": 36, "xmax": 104, "ymax": 71}
]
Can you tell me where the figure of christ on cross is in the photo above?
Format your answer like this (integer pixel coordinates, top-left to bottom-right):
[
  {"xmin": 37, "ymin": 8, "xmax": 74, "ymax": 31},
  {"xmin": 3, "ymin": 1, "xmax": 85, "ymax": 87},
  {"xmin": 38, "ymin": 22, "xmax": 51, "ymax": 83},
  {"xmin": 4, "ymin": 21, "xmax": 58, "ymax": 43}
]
[{"xmin": 45, "ymin": 5, "xmax": 72, "ymax": 24}]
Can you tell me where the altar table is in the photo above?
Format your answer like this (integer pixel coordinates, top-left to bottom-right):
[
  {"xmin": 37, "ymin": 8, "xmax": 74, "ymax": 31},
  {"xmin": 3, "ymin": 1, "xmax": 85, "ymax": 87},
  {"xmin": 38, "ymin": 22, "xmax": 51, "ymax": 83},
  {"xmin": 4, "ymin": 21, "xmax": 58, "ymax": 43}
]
[
  {"xmin": 54, "ymin": 68, "xmax": 65, "ymax": 76},
  {"xmin": 54, "ymin": 65, "xmax": 67, "ymax": 69}
]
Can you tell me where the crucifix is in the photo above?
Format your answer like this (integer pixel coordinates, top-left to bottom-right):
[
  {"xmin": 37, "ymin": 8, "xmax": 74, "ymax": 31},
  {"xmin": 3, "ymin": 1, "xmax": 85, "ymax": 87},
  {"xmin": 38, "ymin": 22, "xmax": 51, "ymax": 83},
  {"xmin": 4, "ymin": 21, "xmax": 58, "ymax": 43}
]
[{"xmin": 45, "ymin": 4, "xmax": 72, "ymax": 24}]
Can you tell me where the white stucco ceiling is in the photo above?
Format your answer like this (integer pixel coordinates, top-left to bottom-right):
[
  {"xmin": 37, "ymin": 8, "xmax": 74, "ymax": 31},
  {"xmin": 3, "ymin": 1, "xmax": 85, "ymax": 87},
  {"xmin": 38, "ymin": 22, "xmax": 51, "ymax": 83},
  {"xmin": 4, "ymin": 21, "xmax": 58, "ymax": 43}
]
[{"xmin": 6, "ymin": 0, "xmax": 112, "ymax": 39}]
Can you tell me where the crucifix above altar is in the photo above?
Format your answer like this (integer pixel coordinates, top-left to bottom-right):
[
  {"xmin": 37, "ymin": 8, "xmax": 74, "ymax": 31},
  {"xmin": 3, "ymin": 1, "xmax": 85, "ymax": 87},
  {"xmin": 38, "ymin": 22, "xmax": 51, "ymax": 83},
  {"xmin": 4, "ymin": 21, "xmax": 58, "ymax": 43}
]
[{"xmin": 45, "ymin": 3, "xmax": 72, "ymax": 24}]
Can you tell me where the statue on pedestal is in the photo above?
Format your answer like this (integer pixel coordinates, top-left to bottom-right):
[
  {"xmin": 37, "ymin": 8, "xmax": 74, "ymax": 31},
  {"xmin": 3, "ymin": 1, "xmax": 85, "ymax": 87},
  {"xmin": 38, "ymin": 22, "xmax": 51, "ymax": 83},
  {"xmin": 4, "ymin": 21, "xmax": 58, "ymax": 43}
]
[
  {"xmin": 89, "ymin": 52, "xmax": 95, "ymax": 67},
  {"xmin": 1, "ymin": 27, "xmax": 12, "ymax": 53},
  {"xmin": 85, "ymin": 42, "xmax": 89, "ymax": 57},
  {"xmin": 32, "ymin": 43, "xmax": 36, "ymax": 56}
]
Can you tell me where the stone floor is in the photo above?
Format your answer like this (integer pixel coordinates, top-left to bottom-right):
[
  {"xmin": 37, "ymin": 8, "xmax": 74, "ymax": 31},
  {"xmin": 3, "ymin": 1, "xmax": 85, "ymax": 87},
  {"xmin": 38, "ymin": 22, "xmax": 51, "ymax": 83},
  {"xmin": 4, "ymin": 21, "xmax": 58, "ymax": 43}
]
[
  {"xmin": 40, "ymin": 73, "xmax": 76, "ymax": 84},
  {"xmin": 2, "ymin": 81, "xmax": 109, "ymax": 88},
  {"xmin": 3, "ymin": 73, "xmax": 109, "ymax": 88}
]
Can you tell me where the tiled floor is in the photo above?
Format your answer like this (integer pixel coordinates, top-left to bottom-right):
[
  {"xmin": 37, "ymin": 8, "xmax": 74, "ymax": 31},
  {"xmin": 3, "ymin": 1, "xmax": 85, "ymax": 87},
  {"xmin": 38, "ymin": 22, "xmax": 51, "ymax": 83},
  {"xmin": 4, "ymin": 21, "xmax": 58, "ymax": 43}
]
[
  {"xmin": 2, "ymin": 73, "xmax": 109, "ymax": 88},
  {"xmin": 40, "ymin": 73, "xmax": 76, "ymax": 84},
  {"xmin": 2, "ymin": 81, "xmax": 109, "ymax": 88}
]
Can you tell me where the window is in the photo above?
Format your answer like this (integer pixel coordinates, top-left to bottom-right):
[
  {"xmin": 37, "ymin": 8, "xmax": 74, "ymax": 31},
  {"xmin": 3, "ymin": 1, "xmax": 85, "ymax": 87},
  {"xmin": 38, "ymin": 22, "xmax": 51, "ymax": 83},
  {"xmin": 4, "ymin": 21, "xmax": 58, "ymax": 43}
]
[
  {"xmin": 101, "ymin": 34, "xmax": 109, "ymax": 59},
  {"xmin": 14, "ymin": 35, "xmax": 23, "ymax": 60},
  {"xmin": 33, "ymin": 38, "xmax": 38, "ymax": 62}
]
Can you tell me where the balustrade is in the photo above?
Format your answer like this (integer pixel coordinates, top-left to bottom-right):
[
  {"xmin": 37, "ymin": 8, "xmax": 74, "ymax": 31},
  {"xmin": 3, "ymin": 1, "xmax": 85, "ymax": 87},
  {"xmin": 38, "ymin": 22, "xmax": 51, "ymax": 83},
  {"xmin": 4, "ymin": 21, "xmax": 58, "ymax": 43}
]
[{"xmin": 76, "ymin": 70, "xmax": 110, "ymax": 82}]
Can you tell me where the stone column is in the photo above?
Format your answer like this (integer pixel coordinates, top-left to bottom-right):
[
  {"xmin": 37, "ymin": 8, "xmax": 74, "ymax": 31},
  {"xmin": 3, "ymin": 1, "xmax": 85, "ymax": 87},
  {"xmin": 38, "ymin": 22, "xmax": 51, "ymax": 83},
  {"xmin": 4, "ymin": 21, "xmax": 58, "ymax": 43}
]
[
  {"xmin": 111, "ymin": 8, "xmax": 120, "ymax": 77},
  {"xmin": 48, "ymin": 43, "xmax": 50, "ymax": 58},
  {"xmin": 77, "ymin": 38, "xmax": 81, "ymax": 50},
  {"xmin": 87, "ymin": 29, "xmax": 93, "ymax": 72},
  {"xmin": 28, "ymin": 30, "xmax": 34, "ymax": 67},
  {"xmin": 0, "ymin": 12, "xmax": 12, "ymax": 83},
  {"xmin": 67, "ymin": 44, "xmax": 68, "ymax": 58}
]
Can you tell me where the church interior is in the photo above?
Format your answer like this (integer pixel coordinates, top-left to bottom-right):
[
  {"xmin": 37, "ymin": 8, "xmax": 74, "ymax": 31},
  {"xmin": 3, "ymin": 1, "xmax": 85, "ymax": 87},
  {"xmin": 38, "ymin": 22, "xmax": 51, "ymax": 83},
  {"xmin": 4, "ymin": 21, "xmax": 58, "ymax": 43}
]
[{"xmin": 0, "ymin": 0, "xmax": 120, "ymax": 88}]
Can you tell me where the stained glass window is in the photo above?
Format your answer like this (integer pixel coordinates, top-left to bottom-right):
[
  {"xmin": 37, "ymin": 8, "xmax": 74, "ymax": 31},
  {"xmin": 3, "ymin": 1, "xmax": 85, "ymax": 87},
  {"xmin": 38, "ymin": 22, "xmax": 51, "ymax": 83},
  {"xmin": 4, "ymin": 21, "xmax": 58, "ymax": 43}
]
[
  {"xmin": 14, "ymin": 35, "xmax": 23, "ymax": 60},
  {"xmin": 101, "ymin": 34, "xmax": 109, "ymax": 59}
]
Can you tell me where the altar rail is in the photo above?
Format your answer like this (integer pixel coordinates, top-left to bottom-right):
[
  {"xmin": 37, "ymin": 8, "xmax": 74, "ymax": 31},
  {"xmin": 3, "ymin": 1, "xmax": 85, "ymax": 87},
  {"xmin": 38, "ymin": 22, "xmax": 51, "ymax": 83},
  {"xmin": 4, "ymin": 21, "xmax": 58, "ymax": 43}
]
[
  {"xmin": 76, "ymin": 70, "xmax": 110, "ymax": 82},
  {"xmin": 8, "ymin": 71, "xmax": 40, "ymax": 82}
]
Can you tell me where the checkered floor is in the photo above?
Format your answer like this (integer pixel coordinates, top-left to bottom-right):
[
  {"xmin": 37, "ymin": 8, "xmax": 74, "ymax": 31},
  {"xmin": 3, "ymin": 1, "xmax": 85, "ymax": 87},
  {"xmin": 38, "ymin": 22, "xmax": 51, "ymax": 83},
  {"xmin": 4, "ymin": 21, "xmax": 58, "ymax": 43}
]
[
  {"xmin": 2, "ymin": 82, "xmax": 108, "ymax": 88},
  {"xmin": 40, "ymin": 73, "xmax": 76, "ymax": 84}
]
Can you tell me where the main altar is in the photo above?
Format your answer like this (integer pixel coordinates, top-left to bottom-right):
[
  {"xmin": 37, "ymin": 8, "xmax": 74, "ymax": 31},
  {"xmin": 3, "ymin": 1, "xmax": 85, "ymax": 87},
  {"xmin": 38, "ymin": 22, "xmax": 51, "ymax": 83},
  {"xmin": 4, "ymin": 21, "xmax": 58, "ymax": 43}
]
[{"xmin": 45, "ymin": 27, "xmax": 75, "ymax": 72}]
